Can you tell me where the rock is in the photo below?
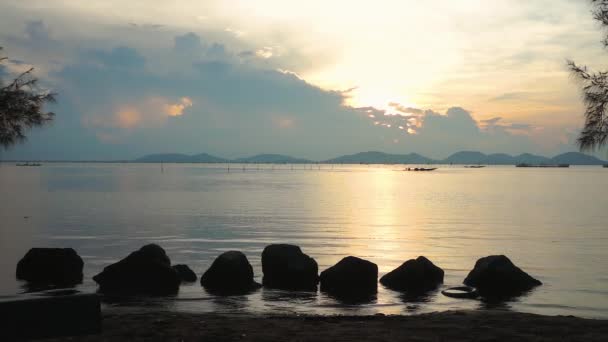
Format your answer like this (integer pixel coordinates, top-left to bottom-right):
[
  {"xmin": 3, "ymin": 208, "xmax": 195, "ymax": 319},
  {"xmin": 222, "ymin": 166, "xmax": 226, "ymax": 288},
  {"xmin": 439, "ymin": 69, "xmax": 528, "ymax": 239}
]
[
  {"xmin": 0, "ymin": 294, "xmax": 101, "ymax": 340},
  {"xmin": 320, "ymin": 256, "xmax": 378, "ymax": 299},
  {"xmin": 464, "ymin": 255, "xmax": 542, "ymax": 297},
  {"xmin": 173, "ymin": 264, "xmax": 197, "ymax": 282},
  {"xmin": 380, "ymin": 256, "xmax": 444, "ymax": 293},
  {"xmin": 262, "ymin": 244, "xmax": 319, "ymax": 291},
  {"xmin": 201, "ymin": 251, "xmax": 261, "ymax": 294},
  {"xmin": 16, "ymin": 248, "xmax": 84, "ymax": 286},
  {"xmin": 92, "ymin": 244, "xmax": 180, "ymax": 295}
]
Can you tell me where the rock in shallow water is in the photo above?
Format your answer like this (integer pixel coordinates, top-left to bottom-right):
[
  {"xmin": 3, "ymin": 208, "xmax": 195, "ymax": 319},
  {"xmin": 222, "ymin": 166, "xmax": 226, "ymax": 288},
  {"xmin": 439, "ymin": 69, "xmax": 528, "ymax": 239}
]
[
  {"xmin": 201, "ymin": 251, "xmax": 261, "ymax": 295},
  {"xmin": 173, "ymin": 264, "xmax": 197, "ymax": 282},
  {"xmin": 16, "ymin": 248, "xmax": 84, "ymax": 287},
  {"xmin": 464, "ymin": 255, "xmax": 542, "ymax": 297},
  {"xmin": 93, "ymin": 244, "xmax": 180, "ymax": 295},
  {"xmin": 262, "ymin": 244, "xmax": 319, "ymax": 291},
  {"xmin": 320, "ymin": 256, "xmax": 378, "ymax": 300},
  {"xmin": 380, "ymin": 256, "xmax": 444, "ymax": 293}
]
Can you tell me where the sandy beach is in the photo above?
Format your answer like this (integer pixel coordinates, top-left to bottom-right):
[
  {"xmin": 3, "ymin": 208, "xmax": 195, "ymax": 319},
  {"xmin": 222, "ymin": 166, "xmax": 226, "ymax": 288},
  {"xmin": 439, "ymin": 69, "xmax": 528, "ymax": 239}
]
[{"xmin": 48, "ymin": 310, "xmax": 608, "ymax": 341}]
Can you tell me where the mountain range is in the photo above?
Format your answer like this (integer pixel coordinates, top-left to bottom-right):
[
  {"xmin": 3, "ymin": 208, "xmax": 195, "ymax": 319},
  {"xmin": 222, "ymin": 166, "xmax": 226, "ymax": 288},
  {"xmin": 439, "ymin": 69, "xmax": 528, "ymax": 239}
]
[{"xmin": 134, "ymin": 151, "xmax": 607, "ymax": 165}]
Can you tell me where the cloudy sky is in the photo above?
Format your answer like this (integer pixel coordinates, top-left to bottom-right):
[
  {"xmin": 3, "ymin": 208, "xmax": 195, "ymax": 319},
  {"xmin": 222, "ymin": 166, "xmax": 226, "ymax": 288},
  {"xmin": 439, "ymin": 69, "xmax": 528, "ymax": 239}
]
[{"xmin": 1, "ymin": 0, "xmax": 606, "ymax": 160}]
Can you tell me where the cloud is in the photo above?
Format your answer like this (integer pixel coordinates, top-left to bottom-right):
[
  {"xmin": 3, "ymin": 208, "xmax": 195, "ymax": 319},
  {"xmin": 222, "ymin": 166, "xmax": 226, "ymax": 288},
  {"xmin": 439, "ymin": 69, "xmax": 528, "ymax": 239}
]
[
  {"xmin": 0, "ymin": 21, "xmax": 583, "ymax": 160},
  {"xmin": 87, "ymin": 46, "xmax": 146, "ymax": 68}
]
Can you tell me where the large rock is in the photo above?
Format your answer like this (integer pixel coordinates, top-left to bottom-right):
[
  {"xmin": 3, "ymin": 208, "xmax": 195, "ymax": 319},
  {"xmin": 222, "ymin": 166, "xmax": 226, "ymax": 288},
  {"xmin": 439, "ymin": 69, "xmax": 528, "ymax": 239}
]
[
  {"xmin": 16, "ymin": 248, "xmax": 84, "ymax": 286},
  {"xmin": 92, "ymin": 244, "xmax": 180, "ymax": 295},
  {"xmin": 0, "ymin": 294, "xmax": 100, "ymax": 340},
  {"xmin": 262, "ymin": 244, "xmax": 319, "ymax": 291},
  {"xmin": 380, "ymin": 256, "xmax": 444, "ymax": 293},
  {"xmin": 320, "ymin": 256, "xmax": 378, "ymax": 299},
  {"xmin": 201, "ymin": 251, "xmax": 261, "ymax": 294},
  {"xmin": 173, "ymin": 264, "xmax": 197, "ymax": 282},
  {"xmin": 464, "ymin": 255, "xmax": 542, "ymax": 297}
]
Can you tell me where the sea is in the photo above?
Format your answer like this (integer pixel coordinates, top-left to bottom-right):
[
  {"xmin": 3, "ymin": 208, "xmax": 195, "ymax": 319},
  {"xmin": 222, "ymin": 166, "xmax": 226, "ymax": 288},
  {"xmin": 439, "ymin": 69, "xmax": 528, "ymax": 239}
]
[{"xmin": 0, "ymin": 163, "xmax": 606, "ymax": 318}]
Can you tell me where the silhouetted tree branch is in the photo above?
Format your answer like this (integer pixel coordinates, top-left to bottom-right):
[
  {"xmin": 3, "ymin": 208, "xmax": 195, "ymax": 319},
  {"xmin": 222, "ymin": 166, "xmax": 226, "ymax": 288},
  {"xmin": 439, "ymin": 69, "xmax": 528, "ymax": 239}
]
[
  {"xmin": 0, "ymin": 47, "xmax": 56, "ymax": 149},
  {"xmin": 569, "ymin": 0, "xmax": 608, "ymax": 151}
]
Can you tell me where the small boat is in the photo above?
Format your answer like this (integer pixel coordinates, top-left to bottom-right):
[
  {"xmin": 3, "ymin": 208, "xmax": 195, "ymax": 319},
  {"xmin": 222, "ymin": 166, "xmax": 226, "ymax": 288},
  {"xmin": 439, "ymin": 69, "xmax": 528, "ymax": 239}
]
[
  {"xmin": 404, "ymin": 167, "xmax": 437, "ymax": 172},
  {"xmin": 16, "ymin": 162, "xmax": 42, "ymax": 167},
  {"xmin": 516, "ymin": 163, "xmax": 569, "ymax": 168},
  {"xmin": 464, "ymin": 165, "xmax": 485, "ymax": 168}
]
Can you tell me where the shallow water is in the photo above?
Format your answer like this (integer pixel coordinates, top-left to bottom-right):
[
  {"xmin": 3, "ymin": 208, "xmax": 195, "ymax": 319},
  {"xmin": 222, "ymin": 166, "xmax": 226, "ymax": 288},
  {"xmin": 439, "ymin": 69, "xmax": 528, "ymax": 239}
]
[{"xmin": 0, "ymin": 163, "xmax": 606, "ymax": 318}]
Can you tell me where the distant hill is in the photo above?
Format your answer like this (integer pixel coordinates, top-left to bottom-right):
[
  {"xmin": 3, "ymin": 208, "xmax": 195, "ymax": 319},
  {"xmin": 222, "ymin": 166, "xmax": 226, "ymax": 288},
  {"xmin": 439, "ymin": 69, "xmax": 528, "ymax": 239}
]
[
  {"xmin": 324, "ymin": 151, "xmax": 436, "ymax": 164},
  {"xmin": 233, "ymin": 154, "xmax": 312, "ymax": 164},
  {"xmin": 135, "ymin": 153, "xmax": 228, "ymax": 163},
  {"xmin": 513, "ymin": 153, "xmax": 551, "ymax": 165},
  {"xmin": 133, "ymin": 151, "xmax": 606, "ymax": 165},
  {"xmin": 550, "ymin": 152, "xmax": 606, "ymax": 165},
  {"xmin": 444, "ymin": 151, "xmax": 488, "ymax": 164}
]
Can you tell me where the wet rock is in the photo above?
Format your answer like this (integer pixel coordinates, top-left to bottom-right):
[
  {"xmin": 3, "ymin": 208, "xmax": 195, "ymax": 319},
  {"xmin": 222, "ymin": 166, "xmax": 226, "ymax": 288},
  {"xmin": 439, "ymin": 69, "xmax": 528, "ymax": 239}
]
[
  {"xmin": 464, "ymin": 255, "xmax": 542, "ymax": 297},
  {"xmin": 320, "ymin": 256, "xmax": 378, "ymax": 300},
  {"xmin": 201, "ymin": 251, "xmax": 261, "ymax": 294},
  {"xmin": 262, "ymin": 244, "xmax": 319, "ymax": 291},
  {"xmin": 173, "ymin": 264, "xmax": 197, "ymax": 282},
  {"xmin": 92, "ymin": 244, "xmax": 180, "ymax": 295},
  {"xmin": 380, "ymin": 256, "xmax": 444, "ymax": 293},
  {"xmin": 16, "ymin": 248, "xmax": 84, "ymax": 287}
]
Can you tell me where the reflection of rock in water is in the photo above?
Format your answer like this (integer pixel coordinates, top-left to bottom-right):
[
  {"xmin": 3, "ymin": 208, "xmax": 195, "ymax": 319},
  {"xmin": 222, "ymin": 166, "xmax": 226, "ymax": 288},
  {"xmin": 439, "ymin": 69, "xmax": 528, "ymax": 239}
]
[
  {"xmin": 261, "ymin": 288, "xmax": 318, "ymax": 304},
  {"xmin": 209, "ymin": 293, "xmax": 249, "ymax": 312}
]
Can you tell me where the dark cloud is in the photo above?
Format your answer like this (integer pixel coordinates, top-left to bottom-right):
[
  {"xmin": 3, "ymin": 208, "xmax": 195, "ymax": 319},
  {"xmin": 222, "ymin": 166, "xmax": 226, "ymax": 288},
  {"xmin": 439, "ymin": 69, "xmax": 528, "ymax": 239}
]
[
  {"xmin": 86, "ymin": 46, "xmax": 146, "ymax": 68},
  {"xmin": 174, "ymin": 32, "xmax": 203, "ymax": 53}
]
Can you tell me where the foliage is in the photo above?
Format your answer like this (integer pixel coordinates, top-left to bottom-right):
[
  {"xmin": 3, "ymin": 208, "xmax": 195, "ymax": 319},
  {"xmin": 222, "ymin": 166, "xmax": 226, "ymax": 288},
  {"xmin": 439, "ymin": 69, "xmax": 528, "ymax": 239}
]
[
  {"xmin": 0, "ymin": 47, "xmax": 56, "ymax": 149},
  {"xmin": 568, "ymin": 0, "xmax": 608, "ymax": 151}
]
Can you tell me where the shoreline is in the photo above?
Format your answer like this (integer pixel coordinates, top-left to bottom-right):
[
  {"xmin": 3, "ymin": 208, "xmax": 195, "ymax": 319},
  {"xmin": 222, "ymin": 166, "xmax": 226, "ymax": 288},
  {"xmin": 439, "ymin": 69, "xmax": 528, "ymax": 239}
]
[{"xmin": 46, "ymin": 309, "xmax": 608, "ymax": 341}]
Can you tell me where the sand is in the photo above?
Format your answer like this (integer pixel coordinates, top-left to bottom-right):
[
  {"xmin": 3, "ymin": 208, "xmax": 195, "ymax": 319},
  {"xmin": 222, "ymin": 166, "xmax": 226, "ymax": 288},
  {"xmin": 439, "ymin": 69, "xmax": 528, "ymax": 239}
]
[{"xmin": 47, "ymin": 310, "xmax": 608, "ymax": 341}]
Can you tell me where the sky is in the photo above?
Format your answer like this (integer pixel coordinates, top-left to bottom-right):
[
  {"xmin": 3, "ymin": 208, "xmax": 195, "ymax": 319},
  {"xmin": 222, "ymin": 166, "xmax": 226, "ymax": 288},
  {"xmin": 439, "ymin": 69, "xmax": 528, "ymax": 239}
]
[{"xmin": 1, "ymin": 0, "xmax": 607, "ymax": 160}]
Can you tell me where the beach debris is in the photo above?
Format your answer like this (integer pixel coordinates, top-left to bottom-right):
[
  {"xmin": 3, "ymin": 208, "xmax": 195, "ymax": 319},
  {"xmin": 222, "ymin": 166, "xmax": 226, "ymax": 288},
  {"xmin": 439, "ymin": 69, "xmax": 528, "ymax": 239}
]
[
  {"xmin": 262, "ymin": 244, "xmax": 319, "ymax": 291},
  {"xmin": 380, "ymin": 256, "xmax": 444, "ymax": 293},
  {"xmin": 172, "ymin": 264, "xmax": 197, "ymax": 282},
  {"xmin": 201, "ymin": 251, "xmax": 261, "ymax": 294},
  {"xmin": 441, "ymin": 286, "xmax": 479, "ymax": 299},
  {"xmin": 464, "ymin": 255, "xmax": 542, "ymax": 297},
  {"xmin": 93, "ymin": 244, "xmax": 181, "ymax": 295},
  {"xmin": 16, "ymin": 248, "xmax": 84, "ymax": 287},
  {"xmin": 320, "ymin": 256, "xmax": 378, "ymax": 299}
]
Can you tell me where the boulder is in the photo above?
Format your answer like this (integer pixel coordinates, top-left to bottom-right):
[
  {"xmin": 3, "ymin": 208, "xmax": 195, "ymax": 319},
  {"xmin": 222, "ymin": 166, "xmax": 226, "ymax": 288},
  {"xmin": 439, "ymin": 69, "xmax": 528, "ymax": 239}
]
[
  {"xmin": 320, "ymin": 256, "xmax": 378, "ymax": 299},
  {"xmin": 0, "ymin": 294, "xmax": 100, "ymax": 340},
  {"xmin": 464, "ymin": 255, "xmax": 542, "ymax": 297},
  {"xmin": 173, "ymin": 264, "xmax": 197, "ymax": 282},
  {"xmin": 380, "ymin": 256, "xmax": 444, "ymax": 293},
  {"xmin": 16, "ymin": 248, "xmax": 84, "ymax": 286},
  {"xmin": 262, "ymin": 244, "xmax": 319, "ymax": 291},
  {"xmin": 201, "ymin": 251, "xmax": 261, "ymax": 294},
  {"xmin": 92, "ymin": 244, "xmax": 180, "ymax": 295}
]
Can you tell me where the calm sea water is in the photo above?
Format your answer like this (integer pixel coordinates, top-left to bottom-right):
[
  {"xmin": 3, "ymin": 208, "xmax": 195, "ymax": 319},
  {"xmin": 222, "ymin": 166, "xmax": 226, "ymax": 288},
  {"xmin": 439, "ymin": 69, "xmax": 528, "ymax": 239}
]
[{"xmin": 0, "ymin": 163, "xmax": 607, "ymax": 318}]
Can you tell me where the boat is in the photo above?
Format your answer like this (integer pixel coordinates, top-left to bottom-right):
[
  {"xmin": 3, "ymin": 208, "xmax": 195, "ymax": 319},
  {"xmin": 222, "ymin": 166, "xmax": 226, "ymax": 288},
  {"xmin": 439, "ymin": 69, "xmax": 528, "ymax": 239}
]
[
  {"xmin": 404, "ymin": 167, "xmax": 437, "ymax": 172},
  {"xmin": 516, "ymin": 163, "xmax": 569, "ymax": 168},
  {"xmin": 16, "ymin": 162, "xmax": 42, "ymax": 167},
  {"xmin": 464, "ymin": 165, "xmax": 485, "ymax": 168}
]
